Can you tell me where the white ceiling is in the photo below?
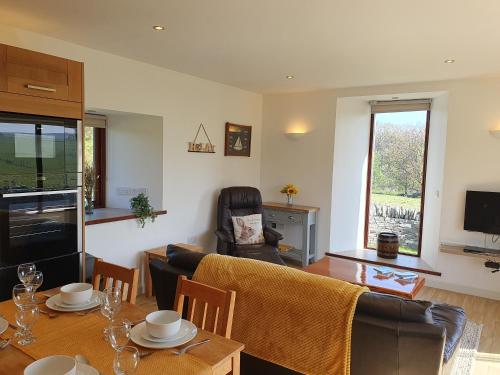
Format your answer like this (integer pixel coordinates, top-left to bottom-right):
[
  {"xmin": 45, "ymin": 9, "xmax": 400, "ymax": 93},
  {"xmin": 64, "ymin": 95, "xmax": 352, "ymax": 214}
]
[{"xmin": 1, "ymin": 0, "xmax": 500, "ymax": 93}]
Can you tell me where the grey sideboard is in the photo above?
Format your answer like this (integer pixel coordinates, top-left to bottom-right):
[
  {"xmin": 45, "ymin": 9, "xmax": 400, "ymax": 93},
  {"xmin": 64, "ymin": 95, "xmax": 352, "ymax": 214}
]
[{"xmin": 262, "ymin": 202, "xmax": 319, "ymax": 267}]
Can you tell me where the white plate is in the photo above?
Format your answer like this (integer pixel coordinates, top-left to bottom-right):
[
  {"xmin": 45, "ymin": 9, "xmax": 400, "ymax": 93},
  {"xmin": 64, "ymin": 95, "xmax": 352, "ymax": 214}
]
[
  {"xmin": 46, "ymin": 291, "xmax": 102, "ymax": 312},
  {"xmin": 76, "ymin": 363, "xmax": 99, "ymax": 375},
  {"xmin": 0, "ymin": 317, "xmax": 8, "ymax": 335},
  {"xmin": 140, "ymin": 321, "xmax": 193, "ymax": 343},
  {"xmin": 131, "ymin": 320, "xmax": 197, "ymax": 349},
  {"xmin": 54, "ymin": 297, "xmax": 96, "ymax": 309}
]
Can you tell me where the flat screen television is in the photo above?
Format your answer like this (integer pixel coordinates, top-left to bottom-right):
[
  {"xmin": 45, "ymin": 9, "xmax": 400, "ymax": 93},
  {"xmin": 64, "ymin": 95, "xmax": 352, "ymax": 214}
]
[{"xmin": 464, "ymin": 190, "xmax": 500, "ymax": 234}]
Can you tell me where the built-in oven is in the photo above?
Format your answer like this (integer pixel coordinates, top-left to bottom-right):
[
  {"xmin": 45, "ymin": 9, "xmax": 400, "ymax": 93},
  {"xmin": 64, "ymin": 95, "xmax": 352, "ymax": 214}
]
[
  {"xmin": 0, "ymin": 113, "xmax": 79, "ymax": 193},
  {"xmin": 0, "ymin": 190, "xmax": 78, "ymax": 266},
  {"xmin": 0, "ymin": 112, "xmax": 82, "ymax": 301}
]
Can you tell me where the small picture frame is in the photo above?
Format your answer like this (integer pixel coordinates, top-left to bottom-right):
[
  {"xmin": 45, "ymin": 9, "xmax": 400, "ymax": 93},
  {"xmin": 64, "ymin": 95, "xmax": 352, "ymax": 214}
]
[{"xmin": 224, "ymin": 122, "xmax": 252, "ymax": 157}]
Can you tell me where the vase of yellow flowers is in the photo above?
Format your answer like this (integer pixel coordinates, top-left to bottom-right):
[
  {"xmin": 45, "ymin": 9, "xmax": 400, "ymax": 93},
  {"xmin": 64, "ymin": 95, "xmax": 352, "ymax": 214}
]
[{"xmin": 280, "ymin": 183, "xmax": 299, "ymax": 205}]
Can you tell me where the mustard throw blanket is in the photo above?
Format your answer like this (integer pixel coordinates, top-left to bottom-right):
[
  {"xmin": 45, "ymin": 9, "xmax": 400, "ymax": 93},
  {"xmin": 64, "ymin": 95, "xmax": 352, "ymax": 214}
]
[{"xmin": 193, "ymin": 254, "xmax": 368, "ymax": 375}]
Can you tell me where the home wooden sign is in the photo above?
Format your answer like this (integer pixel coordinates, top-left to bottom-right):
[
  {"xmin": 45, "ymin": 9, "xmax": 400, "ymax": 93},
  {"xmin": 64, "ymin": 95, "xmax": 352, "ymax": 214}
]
[
  {"xmin": 188, "ymin": 123, "xmax": 215, "ymax": 153},
  {"xmin": 224, "ymin": 122, "xmax": 252, "ymax": 157}
]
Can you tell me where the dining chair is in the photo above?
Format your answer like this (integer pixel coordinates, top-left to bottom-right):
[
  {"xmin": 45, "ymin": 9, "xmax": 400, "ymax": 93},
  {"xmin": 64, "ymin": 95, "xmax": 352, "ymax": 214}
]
[
  {"xmin": 92, "ymin": 259, "xmax": 139, "ymax": 304},
  {"xmin": 174, "ymin": 275, "xmax": 236, "ymax": 339}
]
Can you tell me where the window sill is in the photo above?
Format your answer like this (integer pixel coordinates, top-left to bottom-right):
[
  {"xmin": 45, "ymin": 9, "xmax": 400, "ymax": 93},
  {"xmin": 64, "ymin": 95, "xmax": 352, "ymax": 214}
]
[
  {"xmin": 85, "ymin": 208, "xmax": 167, "ymax": 226},
  {"xmin": 325, "ymin": 249, "xmax": 441, "ymax": 276}
]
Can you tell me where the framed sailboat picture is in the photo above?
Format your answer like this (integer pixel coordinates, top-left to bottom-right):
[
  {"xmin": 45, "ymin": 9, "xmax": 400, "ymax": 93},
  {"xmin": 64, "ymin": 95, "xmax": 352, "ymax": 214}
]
[{"xmin": 224, "ymin": 122, "xmax": 252, "ymax": 156}]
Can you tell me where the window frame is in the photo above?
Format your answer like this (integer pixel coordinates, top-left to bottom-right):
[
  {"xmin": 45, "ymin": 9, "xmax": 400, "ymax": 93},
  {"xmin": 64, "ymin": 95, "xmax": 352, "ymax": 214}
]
[
  {"xmin": 363, "ymin": 110, "xmax": 431, "ymax": 257},
  {"xmin": 84, "ymin": 125, "xmax": 106, "ymax": 209}
]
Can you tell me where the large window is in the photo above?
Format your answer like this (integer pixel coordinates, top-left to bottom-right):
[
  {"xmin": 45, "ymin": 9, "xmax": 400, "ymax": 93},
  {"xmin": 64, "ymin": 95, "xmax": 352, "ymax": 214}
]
[
  {"xmin": 365, "ymin": 101, "xmax": 430, "ymax": 256},
  {"xmin": 83, "ymin": 115, "xmax": 106, "ymax": 208}
]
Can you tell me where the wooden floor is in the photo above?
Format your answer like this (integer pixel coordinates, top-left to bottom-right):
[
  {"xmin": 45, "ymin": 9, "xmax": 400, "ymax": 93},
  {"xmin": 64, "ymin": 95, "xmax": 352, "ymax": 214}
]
[
  {"xmin": 418, "ymin": 287, "xmax": 500, "ymax": 375},
  {"xmin": 138, "ymin": 287, "xmax": 500, "ymax": 375}
]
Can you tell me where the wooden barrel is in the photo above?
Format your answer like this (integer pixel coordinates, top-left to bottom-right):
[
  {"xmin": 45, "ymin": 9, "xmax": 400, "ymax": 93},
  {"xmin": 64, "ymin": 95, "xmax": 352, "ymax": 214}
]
[{"xmin": 377, "ymin": 232, "xmax": 399, "ymax": 259}]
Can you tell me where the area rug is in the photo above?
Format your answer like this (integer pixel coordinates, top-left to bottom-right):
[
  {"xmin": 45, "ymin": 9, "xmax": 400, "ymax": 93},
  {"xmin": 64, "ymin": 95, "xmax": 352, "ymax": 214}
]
[{"xmin": 450, "ymin": 320, "xmax": 483, "ymax": 375}]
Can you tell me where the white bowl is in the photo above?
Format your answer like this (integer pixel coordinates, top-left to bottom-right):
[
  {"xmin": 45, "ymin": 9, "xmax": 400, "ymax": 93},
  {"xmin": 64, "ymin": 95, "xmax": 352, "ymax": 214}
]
[
  {"xmin": 60, "ymin": 283, "xmax": 93, "ymax": 305},
  {"xmin": 24, "ymin": 355, "xmax": 76, "ymax": 375},
  {"xmin": 146, "ymin": 310, "xmax": 181, "ymax": 339}
]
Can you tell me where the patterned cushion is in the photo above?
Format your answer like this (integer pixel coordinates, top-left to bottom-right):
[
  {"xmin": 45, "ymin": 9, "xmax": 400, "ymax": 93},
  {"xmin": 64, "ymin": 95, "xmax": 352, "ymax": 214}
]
[{"xmin": 231, "ymin": 214, "xmax": 265, "ymax": 245}]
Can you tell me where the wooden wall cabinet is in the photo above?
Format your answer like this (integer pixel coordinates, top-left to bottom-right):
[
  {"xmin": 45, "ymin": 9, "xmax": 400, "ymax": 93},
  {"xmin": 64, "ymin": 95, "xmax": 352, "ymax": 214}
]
[{"xmin": 0, "ymin": 43, "xmax": 83, "ymax": 119}]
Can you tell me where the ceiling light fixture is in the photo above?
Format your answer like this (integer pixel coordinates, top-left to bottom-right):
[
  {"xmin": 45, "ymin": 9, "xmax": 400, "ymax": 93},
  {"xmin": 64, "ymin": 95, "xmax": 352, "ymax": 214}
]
[
  {"xmin": 153, "ymin": 25, "xmax": 166, "ymax": 31},
  {"xmin": 286, "ymin": 75, "xmax": 294, "ymax": 79},
  {"xmin": 444, "ymin": 59, "xmax": 455, "ymax": 64}
]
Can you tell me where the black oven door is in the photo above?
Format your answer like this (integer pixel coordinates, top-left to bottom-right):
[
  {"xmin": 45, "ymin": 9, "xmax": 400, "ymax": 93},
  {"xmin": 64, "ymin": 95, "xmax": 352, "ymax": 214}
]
[
  {"xmin": 0, "ymin": 190, "xmax": 78, "ymax": 267},
  {"xmin": 0, "ymin": 113, "xmax": 78, "ymax": 192}
]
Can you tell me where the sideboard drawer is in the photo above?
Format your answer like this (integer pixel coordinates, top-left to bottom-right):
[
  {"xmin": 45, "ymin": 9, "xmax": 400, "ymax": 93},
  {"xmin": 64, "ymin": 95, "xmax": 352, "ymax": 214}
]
[{"xmin": 264, "ymin": 209, "xmax": 303, "ymax": 225}]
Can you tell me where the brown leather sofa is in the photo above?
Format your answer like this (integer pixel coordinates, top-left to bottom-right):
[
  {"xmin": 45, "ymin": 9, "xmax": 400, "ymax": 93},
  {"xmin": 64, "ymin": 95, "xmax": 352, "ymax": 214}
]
[
  {"xmin": 215, "ymin": 186, "xmax": 286, "ymax": 265},
  {"xmin": 149, "ymin": 245, "xmax": 467, "ymax": 375}
]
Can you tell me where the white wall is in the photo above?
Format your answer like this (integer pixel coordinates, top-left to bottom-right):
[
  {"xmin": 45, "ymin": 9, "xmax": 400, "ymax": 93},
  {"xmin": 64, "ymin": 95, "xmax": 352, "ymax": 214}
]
[
  {"xmin": 330, "ymin": 98, "xmax": 371, "ymax": 250},
  {"xmin": 104, "ymin": 112, "xmax": 163, "ymax": 210},
  {"xmin": 262, "ymin": 79, "xmax": 500, "ymax": 299},
  {"xmin": 0, "ymin": 25, "xmax": 263, "ymax": 272},
  {"xmin": 260, "ymin": 91, "xmax": 337, "ymax": 255}
]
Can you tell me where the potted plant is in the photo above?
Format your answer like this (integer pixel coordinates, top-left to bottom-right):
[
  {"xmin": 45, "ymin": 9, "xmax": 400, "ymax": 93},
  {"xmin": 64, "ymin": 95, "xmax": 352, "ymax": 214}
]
[
  {"xmin": 130, "ymin": 193, "xmax": 157, "ymax": 228},
  {"xmin": 280, "ymin": 183, "xmax": 299, "ymax": 205},
  {"xmin": 84, "ymin": 164, "xmax": 96, "ymax": 214}
]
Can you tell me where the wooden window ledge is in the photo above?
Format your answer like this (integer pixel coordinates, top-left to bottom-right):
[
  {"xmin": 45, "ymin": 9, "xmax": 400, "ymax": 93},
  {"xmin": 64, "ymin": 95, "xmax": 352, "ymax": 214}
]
[
  {"xmin": 326, "ymin": 249, "xmax": 441, "ymax": 276},
  {"xmin": 85, "ymin": 208, "xmax": 167, "ymax": 226}
]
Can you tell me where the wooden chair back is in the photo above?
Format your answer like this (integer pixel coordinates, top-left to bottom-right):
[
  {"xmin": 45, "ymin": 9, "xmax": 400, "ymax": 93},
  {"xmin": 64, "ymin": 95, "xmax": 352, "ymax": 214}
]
[
  {"xmin": 174, "ymin": 275, "xmax": 236, "ymax": 339},
  {"xmin": 92, "ymin": 259, "xmax": 139, "ymax": 304}
]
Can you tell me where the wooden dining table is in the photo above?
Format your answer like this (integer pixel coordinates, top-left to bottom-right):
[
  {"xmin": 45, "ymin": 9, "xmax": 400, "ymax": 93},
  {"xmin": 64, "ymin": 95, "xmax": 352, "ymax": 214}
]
[{"xmin": 0, "ymin": 288, "xmax": 244, "ymax": 375}]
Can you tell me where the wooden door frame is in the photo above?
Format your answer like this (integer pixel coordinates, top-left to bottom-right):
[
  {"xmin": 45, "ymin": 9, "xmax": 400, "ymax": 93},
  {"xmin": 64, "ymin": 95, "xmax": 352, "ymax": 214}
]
[{"xmin": 363, "ymin": 110, "xmax": 431, "ymax": 257}]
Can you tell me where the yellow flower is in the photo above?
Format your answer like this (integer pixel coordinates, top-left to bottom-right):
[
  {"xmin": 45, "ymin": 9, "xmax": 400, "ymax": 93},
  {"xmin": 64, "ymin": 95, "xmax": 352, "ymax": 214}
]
[{"xmin": 281, "ymin": 183, "xmax": 299, "ymax": 196}]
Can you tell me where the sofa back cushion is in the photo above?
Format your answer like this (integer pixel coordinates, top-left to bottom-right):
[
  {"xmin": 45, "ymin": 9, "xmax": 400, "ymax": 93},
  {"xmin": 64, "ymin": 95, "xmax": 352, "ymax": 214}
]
[
  {"xmin": 356, "ymin": 292, "xmax": 433, "ymax": 324},
  {"xmin": 166, "ymin": 244, "xmax": 207, "ymax": 272}
]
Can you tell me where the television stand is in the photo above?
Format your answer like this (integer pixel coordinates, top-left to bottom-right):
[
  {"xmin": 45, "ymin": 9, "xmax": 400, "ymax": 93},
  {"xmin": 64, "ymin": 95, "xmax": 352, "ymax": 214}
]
[{"xmin": 464, "ymin": 245, "xmax": 500, "ymax": 256}]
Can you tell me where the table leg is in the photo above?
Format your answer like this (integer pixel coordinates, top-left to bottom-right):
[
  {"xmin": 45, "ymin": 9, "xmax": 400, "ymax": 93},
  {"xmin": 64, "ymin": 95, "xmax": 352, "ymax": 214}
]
[
  {"xmin": 144, "ymin": 253, "xmax": 153, "ymax": 298},
  {"xmin": 230, "ymin": 352, "xmax": 240, "ymax": 375}
]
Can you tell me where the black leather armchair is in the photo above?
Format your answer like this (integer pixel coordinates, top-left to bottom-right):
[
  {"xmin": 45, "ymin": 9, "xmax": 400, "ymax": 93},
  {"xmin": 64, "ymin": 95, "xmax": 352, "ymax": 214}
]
[{"xmin": 216, "ymin": 186, "xmax": 285, "ymax": 265}]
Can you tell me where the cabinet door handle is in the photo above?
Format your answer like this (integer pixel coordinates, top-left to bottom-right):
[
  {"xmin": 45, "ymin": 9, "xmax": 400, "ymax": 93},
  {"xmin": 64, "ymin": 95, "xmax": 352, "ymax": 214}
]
[
  {"xmin": 288, "ymin": 215, "xmax": 295, "ymax": 221},
  {"xmin": 26, "ymin": 84, "xmax": 56, "ymax": 93}
]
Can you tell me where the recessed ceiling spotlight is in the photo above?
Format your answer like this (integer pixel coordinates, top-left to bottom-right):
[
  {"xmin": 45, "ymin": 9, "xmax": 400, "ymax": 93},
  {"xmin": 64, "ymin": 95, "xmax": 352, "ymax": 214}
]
[
  {"xmin": 153, "ymin": 25, "xmax": 166, "ymax": 31},
  {"xmin": 286, "ymin": 75, "xmax": 295, "ymax": 79},
  {"xmin": 444, "ymin": 59, "xmax": 455, "ymax": 64}
]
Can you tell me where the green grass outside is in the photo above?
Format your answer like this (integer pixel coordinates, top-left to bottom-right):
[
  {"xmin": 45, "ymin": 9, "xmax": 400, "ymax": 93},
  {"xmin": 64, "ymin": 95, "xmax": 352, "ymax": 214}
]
[{"xmin": 371, "ymin": 193, "xmax": 421, "ymax": 210}]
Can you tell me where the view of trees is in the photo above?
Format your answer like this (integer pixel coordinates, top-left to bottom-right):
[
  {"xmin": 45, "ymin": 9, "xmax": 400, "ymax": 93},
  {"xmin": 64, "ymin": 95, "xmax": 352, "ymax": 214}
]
[{"xmin": 372, "ymin": 123, "xmax": 426, "ymax": 197}]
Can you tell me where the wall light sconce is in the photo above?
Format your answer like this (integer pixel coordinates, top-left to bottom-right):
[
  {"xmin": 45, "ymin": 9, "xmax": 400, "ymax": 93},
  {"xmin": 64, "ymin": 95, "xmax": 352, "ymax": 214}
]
[
  {"xmin": 489, "ymin": 129, "xmax": 500, "ymax": 139},
  {"xmin": 285, "ymin": 131, "xmax": 306, "ymax": 140}
]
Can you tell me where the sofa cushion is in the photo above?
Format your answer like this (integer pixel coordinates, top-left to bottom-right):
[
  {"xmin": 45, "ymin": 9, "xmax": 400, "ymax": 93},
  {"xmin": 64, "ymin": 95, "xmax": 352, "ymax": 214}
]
[
  {"xmin": 232, "ymin": 214, "xmax": 265, "ymax": 245},
  {"xmin": 234, "ymin": 244, "xmax": 286, "ymax": 265},
  {"xmin": 431, "ymin": 303, "xmax": 467, "ymax": 362},
  {"xmin": 356, "ymin": 292, "xmax": 434, "ymax": 324},
  {"xmin": 166, "ymin": 244, "xmax": 207, "ymax": 272}
]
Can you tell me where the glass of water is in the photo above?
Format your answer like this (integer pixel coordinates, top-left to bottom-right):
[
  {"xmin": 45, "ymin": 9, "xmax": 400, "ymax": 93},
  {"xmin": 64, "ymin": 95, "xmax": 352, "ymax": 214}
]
[
  {"xmin": 113, "ymin": 346, "xmax": 139, "ymax": 375},
  {"xmin": 17, "ymin": 263, "xmax": 36, "ymax": 286}
]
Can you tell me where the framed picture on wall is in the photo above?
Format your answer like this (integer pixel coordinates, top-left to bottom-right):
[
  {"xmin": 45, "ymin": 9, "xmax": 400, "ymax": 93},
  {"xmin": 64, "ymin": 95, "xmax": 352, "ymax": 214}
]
[{"xmin": 224, "ymin": 122, "xmax": 252, "ymax": 157}]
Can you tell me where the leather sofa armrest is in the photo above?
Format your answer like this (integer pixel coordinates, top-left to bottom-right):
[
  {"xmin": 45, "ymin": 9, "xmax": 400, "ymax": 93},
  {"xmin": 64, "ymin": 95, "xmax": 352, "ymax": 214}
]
[
  {"xmin": 215, "ymin": 229, "xmax": 235, "ymax": 244},
  {"xmin": 263, "ymin": 227, "xmax": 283, "ymax": 246},
  {"xmin": 351, "ymin": 314, "xmax": 445, "ymax": 375}
]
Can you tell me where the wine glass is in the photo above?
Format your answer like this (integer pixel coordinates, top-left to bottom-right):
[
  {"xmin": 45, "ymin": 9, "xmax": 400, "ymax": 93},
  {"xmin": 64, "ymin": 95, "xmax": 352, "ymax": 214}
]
[
  {"xmin": 12, "ymin": 284, "xmax": 35, "ymax": 308},
  {"xmin": 113, "ymin": 346, "xmax": 139, "ymax": 375},
  {"xmin": 108, "ymin": 319, "xmax": 132, "ymax": 351},
  {"xmin": 15, "ymin": 306, "xmax": 39, "ymax": 346},
  {"xmin": 100, "ymin": 287, "xmax": 122, "ymax": 340},
  {"xmin": 101, "ymin": 287, "xmax": 122, "ymax": 321},
  {"xmin": 29, "ymin": 271, "xmax": 43, "ymax": 302},
  {"xmin": 17, "ymin": 263, "xmax": 36, "ymax": 286}
]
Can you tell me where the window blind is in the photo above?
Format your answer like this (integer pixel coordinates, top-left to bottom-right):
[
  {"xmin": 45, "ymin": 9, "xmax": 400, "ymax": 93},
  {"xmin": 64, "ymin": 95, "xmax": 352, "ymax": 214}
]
[
  {"xmin": 369, "ymin": 99, "xmax": 432, "ymax": 114},
  {"xmin": 83, "ymin": 114, "xmax": 107, "ymax": 128}
]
